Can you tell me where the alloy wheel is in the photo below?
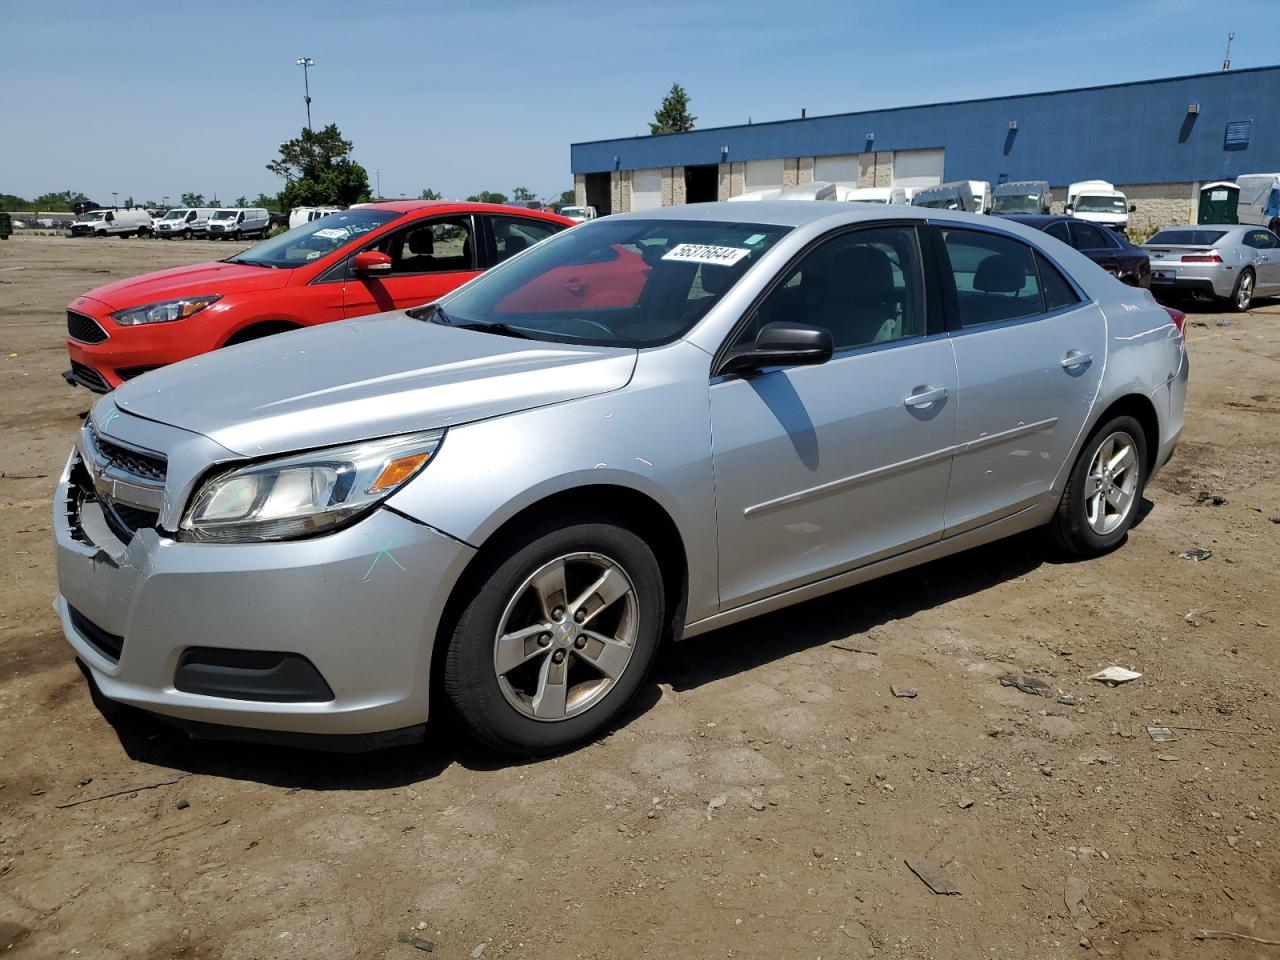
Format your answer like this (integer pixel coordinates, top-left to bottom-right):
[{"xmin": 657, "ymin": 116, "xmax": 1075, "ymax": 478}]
[
  {"xmin": 1085, "ymin": 431, "xmax": 1139, "ymax": 535},
  {"xmin": 1237, "ymin": 272, "xmax": 1253, "ymax": 311},
  {"xmin": 493, "ymin": 552, "xmax": 638, "ymax": 721}
]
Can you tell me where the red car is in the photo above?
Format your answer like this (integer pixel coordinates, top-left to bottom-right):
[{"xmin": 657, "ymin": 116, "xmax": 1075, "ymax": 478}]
[{"xmin": 63, "ymin": 201, "xmax": 573, "ymax": 393}]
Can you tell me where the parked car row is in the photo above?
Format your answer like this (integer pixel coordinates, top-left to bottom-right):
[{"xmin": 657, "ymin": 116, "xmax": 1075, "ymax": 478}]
[{"xmin": 55, "ymin": 201, "xmax": 1189, "ymax": 754}]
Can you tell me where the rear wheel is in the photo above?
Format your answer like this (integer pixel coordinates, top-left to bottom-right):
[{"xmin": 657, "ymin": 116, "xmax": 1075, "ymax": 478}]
[
  {"xmin": 1229, "ymin": 267, "xmax": 1254, "ymax": 312},
  {"xmin": 1046, "ymin": 414, "xmax": 1147, "ymax": 557},
  {"xmin": 182, "ymin": 227, "xmax": 192, "ymax": 240},
  {"xmin": 444, "ymin": 519, "xmax": 663, "ymax": 755}
]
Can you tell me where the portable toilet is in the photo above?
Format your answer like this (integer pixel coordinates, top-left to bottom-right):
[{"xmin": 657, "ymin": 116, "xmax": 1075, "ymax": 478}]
[{"xmin": 1198, "ymin": 181, "xmax": 1239, "ymax": 224}]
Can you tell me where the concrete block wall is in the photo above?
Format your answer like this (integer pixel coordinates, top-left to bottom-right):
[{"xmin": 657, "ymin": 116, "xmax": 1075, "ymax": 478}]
[
  {"xmin": 671, "ymin": 166, "xmax": 687, "ymax": 205},
  {"xmin": 782, "ymin": 158, "xmax": 800, "ymax": 189},
  {"xmin": 798, "ymin": 157, "xmax": 814, "ymax": 185},
  {"xmin": 573, "ymin": 174, "xmax": 587, "ymax": 208}
]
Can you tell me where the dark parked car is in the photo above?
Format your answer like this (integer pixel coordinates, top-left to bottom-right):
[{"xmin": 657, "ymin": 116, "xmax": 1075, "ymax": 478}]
[{"xmin": 1001, "ymin": 215, "xmax": 1150, "ymax": 288}]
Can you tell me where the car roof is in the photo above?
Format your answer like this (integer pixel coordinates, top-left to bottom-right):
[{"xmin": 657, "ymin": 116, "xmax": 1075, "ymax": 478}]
[
  {"xmin": 605, "ymin": 201, "xmax": 1017, "ymax": 231},
  {"xmin": 1000, "ymin": 214, "xmax": 1068, "ymax": 228},
  {"xmin": 356, "ymin": 199, "xmax": 570, "ymax": 222}
]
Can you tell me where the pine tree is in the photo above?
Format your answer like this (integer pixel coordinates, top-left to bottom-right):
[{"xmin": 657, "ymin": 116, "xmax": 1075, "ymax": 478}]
[{"xmin": 650, "ymin": 83, "xmax": 696, "ymax": 135}]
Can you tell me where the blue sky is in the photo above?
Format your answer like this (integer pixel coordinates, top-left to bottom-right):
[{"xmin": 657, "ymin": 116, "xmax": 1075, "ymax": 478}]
[{"xmin": 1, "ymin": 0, "xmax": 1272, "ymax": 205}]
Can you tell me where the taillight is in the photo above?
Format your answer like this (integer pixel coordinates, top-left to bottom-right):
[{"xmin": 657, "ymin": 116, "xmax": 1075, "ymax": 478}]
[
  {"xmin": 1163, "ymin": 305, "xmax": 1187, "ymax": 335},
  {"xmin": 1181, "ymin": 253, "xmax": 1222, "ymax": 263}
]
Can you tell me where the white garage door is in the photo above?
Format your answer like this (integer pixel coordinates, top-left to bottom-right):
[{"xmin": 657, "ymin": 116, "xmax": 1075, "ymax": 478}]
[
  {"xmin": 631, "ymin": 169, "xmax": 663, "ymax": 211},
  {"xmin": 814, "ymin": 154, "xmax": 860, "ymax": 183},
  {"xmin": 892, "ymin": 148, "xmax": 944, "ymax": 189},
  {"xmin": 744, "ymin": 159, "xmax": 785, "ymax": 192}
]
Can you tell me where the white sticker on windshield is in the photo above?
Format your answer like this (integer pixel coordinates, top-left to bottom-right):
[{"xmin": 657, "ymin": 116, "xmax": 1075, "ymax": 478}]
[
  {"xmin": 744, "ymin": 233, "xmax": 766, "ymax": 245},
  {"xmin": 662, "ymin": 243, "xmax": 751, "ymax": 267},
  {"xmin": 313, "ymin": 227, "xmax": 347, "ymax": 239}
]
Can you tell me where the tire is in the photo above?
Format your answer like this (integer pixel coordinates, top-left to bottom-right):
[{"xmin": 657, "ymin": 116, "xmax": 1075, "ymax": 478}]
[
  {"xmin": 444, "ymin": 518, "xmax": 664, "ymax": 755},
  {"xmin": 182, "ymin": 228, "xmax": 192, "ymax": 240},
  {"xmin": 1046, "ymin": 414, "xmax": 1147, "ymax": 557},
  {"xmin": 1228, "ymin": 267, "xmax": 1254, "ymax": 312},
  {"xmin": 137, "ymin": 227, "xmax": 150, "ymax": 239}
]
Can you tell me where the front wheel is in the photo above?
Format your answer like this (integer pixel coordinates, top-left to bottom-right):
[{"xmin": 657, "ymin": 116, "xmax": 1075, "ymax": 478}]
[
  {"xmin": 182, "ymin": 228, "xmax": 192, "ymax": 240},
  {"xmin": 1229, "ymin": 268, "xmax": 1254, "ymax": 312},
  {"xmin": 444, "ymin": 519, "xmax": 664, "ymax": 755},
  {"xmin": 1046, "ymin": 415, "xmax": 1147, "ymax": 557}
]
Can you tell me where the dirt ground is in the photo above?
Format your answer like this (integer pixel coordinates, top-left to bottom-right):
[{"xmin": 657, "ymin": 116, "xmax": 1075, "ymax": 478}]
[{"xmin": 1, "ymin": 234, "xmax": 1278, "ymax": 960}]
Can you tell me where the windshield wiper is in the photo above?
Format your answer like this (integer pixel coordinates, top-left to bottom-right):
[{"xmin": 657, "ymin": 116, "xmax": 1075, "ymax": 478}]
[
  {"xmin": 227, "ymin": 257, "xmax": 276, "ymax": 268},
  {"xmin": 453, "ymin": 321, "xmax": 535, "ymax": 340},
  {"xmin": 408, "ymin": 302, "xmax": 533, "ymax": 339}
]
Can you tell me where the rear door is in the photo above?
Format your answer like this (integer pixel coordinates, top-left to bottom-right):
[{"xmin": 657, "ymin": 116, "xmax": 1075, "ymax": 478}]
[
  {"xmin": 935, "ymin": 224, "xmax": 1106, "ymax": 535},
  {"xmin": 1068, "ymin": 221, "xmax": 1122, "ymax": 277},
  {"xmin": 484, "ymin": 214, "xmax": 566, "ymax": 268},
  {"xmin": 710, "ymin": 223, "xmax": 958, "ymax": 607},
  {"xmin": 342, "ymin": 214, "xmax": 480, "ymax": 316}
]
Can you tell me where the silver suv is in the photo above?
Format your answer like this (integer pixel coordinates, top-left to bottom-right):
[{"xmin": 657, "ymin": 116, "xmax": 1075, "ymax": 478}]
[{"xmin": 54, "ymin": 204, "xmax": 1188, "ymax": 754}]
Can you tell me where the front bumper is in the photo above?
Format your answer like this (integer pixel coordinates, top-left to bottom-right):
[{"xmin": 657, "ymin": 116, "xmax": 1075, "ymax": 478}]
[{"xmin": 54, "ymin": 454, "xmax": 475, "ymax": 738}]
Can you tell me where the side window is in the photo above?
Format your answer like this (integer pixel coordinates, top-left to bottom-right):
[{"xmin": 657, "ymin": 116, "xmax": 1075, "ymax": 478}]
[
  {"xmin": 737, "ymin": 225, "xmax": 926, "ymax": 353},
  {"xmin": 941, "ymin": 228, "xmax": 1043, "ymax": 328},
  {"xmin": 1036, "ymin": 252, "xmax": 1081, "ymax": 312},
  {"xmin": 1245, "ymin": 230, "xmax": 1278, "ymax": 249},
  {"xmin": 1044, "ymin": 221, "xmax": 1071, "ymax": 244},
  {"xmin": 492, "ymin": 216, "xmax": 562, "ymax": 264},
  {"xmin": 377, "ymin": 217, "xmax": 474, "ymax": 275},
  {"xmin": 186, "ymin": 211, "xmax": 197, "ymax": 222},
  {"xmin": 1070, "ymin": 222, "xmax": 1113, "ymax": 250}
]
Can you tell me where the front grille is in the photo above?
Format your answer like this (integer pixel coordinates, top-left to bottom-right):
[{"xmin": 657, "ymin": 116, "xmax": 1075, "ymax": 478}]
[
  {"xmin": 89, "ymin": 423, "xmax": 167, "ymax": 482},
  {"xmin": 102, "ymin": 499, "xmax": 159, "ymax": 543},
  {"xmin": 117, "ymin": 365, "xmax": 162, "ymax": 381},
  {"xmin": 67, "ymin": 310, "xmax": 108, "ymax": 344},
  {"xmin": 68, "ymin": 361, "xmax": 110, "ymax": 393},
  {"xmin": 68, "ymin": 606, "xmax": 124, "ymax": 663},
  {"xmin": 209, "ymin": 224, "xmax": 224, "ymax": 233}
]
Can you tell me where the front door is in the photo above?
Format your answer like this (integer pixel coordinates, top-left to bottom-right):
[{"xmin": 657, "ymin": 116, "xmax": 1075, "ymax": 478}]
[
  {"xmin": 342, "ymin": 215, "xmax": 480, "ymax": 316},
  {"xmin": 1242, "ymin": 228, "xmax": 1280, "ymax": 292},
  {"xmin": 935, "ymin": 224, "xmax": 1107, "ymax": 535},
  {"xmin": 711, "ymin": 224, "xmax": 958, "ymax": 609}
]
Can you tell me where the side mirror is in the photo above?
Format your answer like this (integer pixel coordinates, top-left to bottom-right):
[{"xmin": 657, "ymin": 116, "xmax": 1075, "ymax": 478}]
[
  {"xmin": 1129, "ymin": 204, "xmax": 1137, "ymax": 213},
  {"xmin": 1064, "ymin": 204, "xmax": 1074, "ymax": 215},
  {"xmin": 354, "ymin": 250, "xmax": 392, "ymax": 274},
  {"xmin": 719, "ymin": 321, "xmax": 834, "ymax": 376}
]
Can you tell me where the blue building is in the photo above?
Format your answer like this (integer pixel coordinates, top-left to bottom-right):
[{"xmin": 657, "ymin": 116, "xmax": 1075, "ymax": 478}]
[{"xmin": 570, "ymin": 65, "xmax": 1280, "ymax": 230}]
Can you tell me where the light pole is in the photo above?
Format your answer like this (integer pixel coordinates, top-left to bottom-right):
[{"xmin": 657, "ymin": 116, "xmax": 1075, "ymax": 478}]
[
  {"xmin": 111, "ymin": 191, "xmax": 118, "ymax": 208},
  {"xmin": 295, "ymin": 57, "xmax": 315, "ymax": 129},
  {"xmin": 374, "ymin": 168, "xmax": 382, "ymax": 199},
  {"xmin": 162, "ymin": 195, "xmax": 169, "ymax": 208}
]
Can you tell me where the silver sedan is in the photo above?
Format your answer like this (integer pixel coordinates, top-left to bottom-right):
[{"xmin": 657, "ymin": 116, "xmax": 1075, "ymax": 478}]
[
  {"xmin": 1144, "ymin": 224, "xmax": 1280, "ymax": 311},
  {"xmin": 54, "ymin": 204, "xmax": 1188, "ymax": 754}
]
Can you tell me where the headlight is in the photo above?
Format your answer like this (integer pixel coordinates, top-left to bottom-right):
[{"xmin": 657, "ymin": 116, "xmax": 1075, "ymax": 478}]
[
  {"xmin": 111, "ymin": 295, "xmax": 221, "ymax": 326},
  {"xmin": 179, "ymin": 431, "xmax": 443, "ymax": 543}
]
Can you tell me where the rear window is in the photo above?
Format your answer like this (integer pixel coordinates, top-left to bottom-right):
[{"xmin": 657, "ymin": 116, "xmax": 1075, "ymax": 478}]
[{"xmin": 1148, "ymin": 229, "xmax": 1227, "ymax": 246}]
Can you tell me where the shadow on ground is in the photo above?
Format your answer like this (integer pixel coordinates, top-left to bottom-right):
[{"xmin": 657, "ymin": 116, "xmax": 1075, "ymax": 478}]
[{"xmin": 90, "ymin": 515, "xmax": 1152, "ymax": 789}]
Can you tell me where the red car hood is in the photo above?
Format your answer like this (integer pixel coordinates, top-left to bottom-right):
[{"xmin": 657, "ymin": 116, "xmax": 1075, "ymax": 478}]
[{"xmin": 76, "ymin": 261, "xmax": 294, "ymax": 309}]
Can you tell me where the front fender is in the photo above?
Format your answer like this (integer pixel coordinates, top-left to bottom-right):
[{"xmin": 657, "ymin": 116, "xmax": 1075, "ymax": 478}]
[{"xmin": 385, "ymin": 340, "xmax": 720, "ymax": 622}]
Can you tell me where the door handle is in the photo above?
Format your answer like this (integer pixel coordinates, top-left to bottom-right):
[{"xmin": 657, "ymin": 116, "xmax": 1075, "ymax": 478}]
[
  {"xmin": 904, "ymin": 385, "xmax": 948, "ymax": 408},
  {"xmin": 1061, "ymin": 350, "xmax": 1093, "ymax": 370}
]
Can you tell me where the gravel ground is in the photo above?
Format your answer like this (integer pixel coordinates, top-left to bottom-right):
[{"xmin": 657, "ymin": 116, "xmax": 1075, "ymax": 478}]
[{"xmin": 1, "ymin": 235, "xmax": 1278, "ymax": 959}]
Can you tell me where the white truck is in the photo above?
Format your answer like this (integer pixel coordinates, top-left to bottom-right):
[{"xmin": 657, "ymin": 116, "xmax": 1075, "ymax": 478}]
[
  {"xmin": 558, "ymin": 205, "xmax": 597, "ymax": 223},
  {"xmin": 1066, "ymin": 180, "xmax": 1134, "ymax": 231},
  {"xmin": 1234, "ymin": 173, "xmax": 1280, "ymax": 232},
  {"xmin": 837, "ymin": 185, "xmax": 912, "ymax": 205},
  {"xmin": 155, "ymin": 207, "xmax": 218, "ymax": 239},
  {"xmin": 288, "ymin": 206, "xmax": 343, "ymax": 229},
  {"xmin": 68, "ymin": 207, "xmax": 152, "ymax": 238}
]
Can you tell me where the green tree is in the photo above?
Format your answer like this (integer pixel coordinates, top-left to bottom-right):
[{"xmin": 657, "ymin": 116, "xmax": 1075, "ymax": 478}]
[
  {"xmin": 181, "ymin": 192, "xmax": 205, "ymax": 206},
  {"xmin": 253, "ymin": 192, "xmax": 280, "ymax": 212},
  {"xmin": 31, "ymin": 190, "xmax": 88, "ymax": 211},
  {"xmin": 511, "ymin": 185, "xmax": 535, "ymax": 202},
  {"xmin": 558, "ymin": 189, "xmax": 575, "ymax": 207},
  {"xmin": 420, "ymin": 188, "xmax": 443, "ymax": 200},
  {"xmin": 466, "ymin": 190, "xmax": 508, "ymax": 204},
  {"xmin": 267, "ymin": 123, "xmax": 371, "ymax": 209},
  {"xmin": 0, "ymin": 193, "xmax": 30, "ymax": 211},
  {"xmin": 235, "ymin": 195, "xmax": 248, "ymax": 207},
  {"xmin": 650, "ymin": 82, "xmax": 696, "ymax": 134}
]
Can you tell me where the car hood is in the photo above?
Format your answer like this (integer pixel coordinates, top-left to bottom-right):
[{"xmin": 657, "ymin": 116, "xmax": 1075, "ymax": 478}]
[
  {"xmin": 111, "ymin": 313, "xmax": 639, "ymax": 456},
  {"xmin": 77, "ymin": 260, "xmax": 293, "ymax": 309}
]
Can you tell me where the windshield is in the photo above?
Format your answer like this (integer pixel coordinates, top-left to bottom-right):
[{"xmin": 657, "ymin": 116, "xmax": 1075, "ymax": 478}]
[
  {"xmin": 914, "ymin": 196, "xmax": 960, "ymax": 209},
  {"xmin": 992, "ymin": 195, "xmax": 1041, "ymax": 214},
  {"xmin": 82, "ymin": 211, "xmax": 105, "ymax": 221},
  {"xmin": 1074, "ymin": 195, "xmax": 1126, "ymax": 214},
  {"xmin": 850, "ymin": 197, "xmax": 887, "ymax": 204},
  {"xmin": 561, "ymin": 207, "xmax": 586, "ymax": 217},
  {"xmin": 162, "ymin": 209, "xmax": 186, "ymax": 220},
  {"xmin": 227, "ymin": 209, "xmax": 401, "ymax": 268},
  {"xmin": 433, "ymin": 218, "xmax": 791, "ymax": 347},
  {"xmin": 211, "ymin": 211, "xmax": 237, "ymax": 220},
  {"xmin": 1148, "ymin": 229, "xmax": 1228, "ymax": 246}
]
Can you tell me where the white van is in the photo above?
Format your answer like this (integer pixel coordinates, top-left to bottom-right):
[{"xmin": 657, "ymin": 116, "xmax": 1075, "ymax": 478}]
[
  {"xmin": 912, "ymin": 181, "xmax": 977, "ymax": 212},
  {"xmin": 991, "ymin": 180, "xmax": 1052, "ymax": 215},
  {"xmin": 836, "ymin": 185, "xmax": 910, "ymax": 205},
  {"xmin": 288, "ymin": 206, "xmax": 343, "ymax": 229},
  {"xmin": 155, "ymin": 208, "xmax": 217, "ymax": 239},
  {"xmin": 966, "ymin": 180, "xmax": 993, "ymax": 214},
  {"xmin": 68, "ymin": 208, "xmax": 152, "ymax": 238},
  {"xmin": 726, "ymin": 187, "xmax": 784, "ymax": 203},
  {"xmin": 207, "ymin": 208, "xmax": 270, "ymax": 241},
  {"xmin": 1234, "ymin": 173, "xmax": 1280, "ymax": 231},
  {"xmin": 558, "ymin": 205, "xmax": 597, "ymax": 223},
  {"xmin": 1066, "ymin": 180, "xmax": 1133, "ymax": 231}
]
